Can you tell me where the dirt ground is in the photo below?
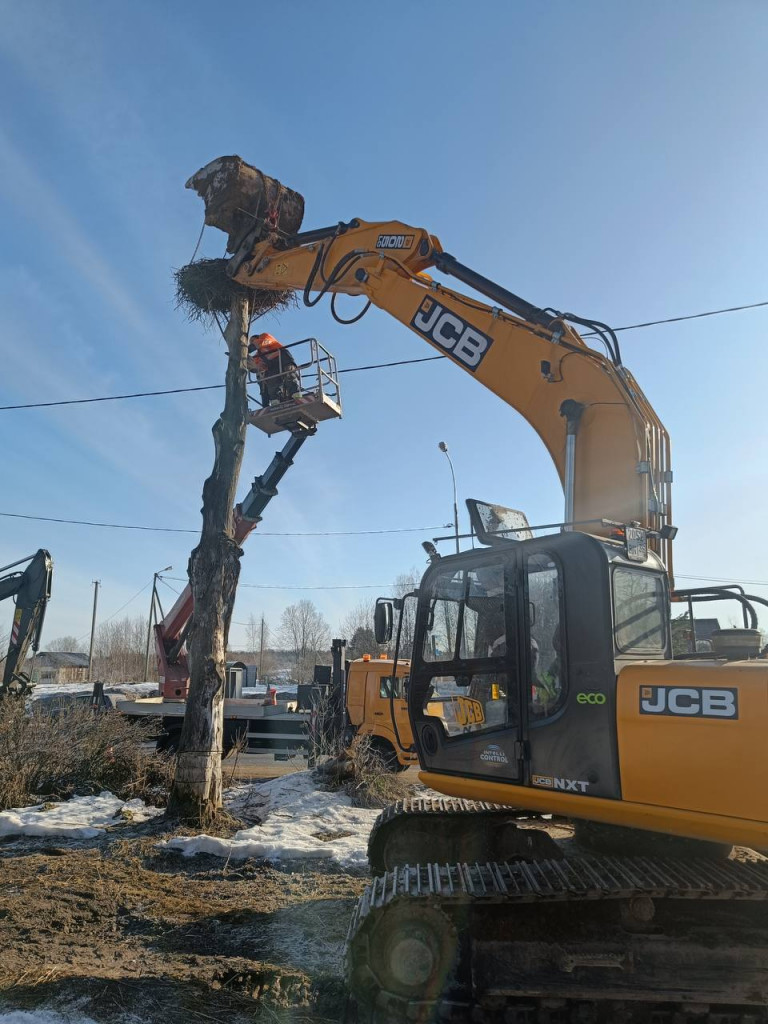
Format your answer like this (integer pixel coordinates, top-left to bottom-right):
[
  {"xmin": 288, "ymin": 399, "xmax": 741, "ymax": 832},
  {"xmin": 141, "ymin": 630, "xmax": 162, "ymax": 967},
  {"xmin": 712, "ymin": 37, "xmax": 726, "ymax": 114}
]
[{"xmin": 0, "ymin": 811, "xmax": 366, "ymax": 1023}]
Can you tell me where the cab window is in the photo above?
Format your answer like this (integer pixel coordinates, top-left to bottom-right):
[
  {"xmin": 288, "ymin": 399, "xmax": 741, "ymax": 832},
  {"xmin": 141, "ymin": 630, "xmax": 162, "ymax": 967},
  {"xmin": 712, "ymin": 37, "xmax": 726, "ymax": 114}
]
[
  {"xmin": 423, "ymin": 564, "xmax": 505, "ymax": 663},
  {"xmin": 613, "ymin": 568, "xmax": 666, "ymax": 652},
  {"xmin": 425, "ymin": 671, "xmax": 510, "ymax": 736},
  {"xmin": 527, "ymin": 553, "xmax": 566, "ymax": 719},
  {"xmin": 379, "ymin": 675, "xmax": 407, "ymax": 699}
]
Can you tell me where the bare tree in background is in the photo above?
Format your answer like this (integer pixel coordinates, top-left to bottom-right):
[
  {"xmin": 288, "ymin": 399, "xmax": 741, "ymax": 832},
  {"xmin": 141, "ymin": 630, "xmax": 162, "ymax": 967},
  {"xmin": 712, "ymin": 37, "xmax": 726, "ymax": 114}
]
[
  {"xmin": 339, "ymin": 599, "xmax": 380, "ymax": 660},
  {"xmin": 339, "ymin": 599, "xmax": 375, "ymax": 641},
  {"xmin": 278, "ymin": 599, "xmax": 330, "ymax": 682},
  {"xmin": 44, "ymin": 635, "xmax": 86, "ymax": 654},
  {"xmin": 92, "ymin": 617, "xmax": 147, "ymax": 681},
  {"xmin": 392, "ymin": 570, "xmax": 420, "ymax": 659},
  {"xmin": 245, "ymin": 613, "xmax": 260, "ymax": 655}
]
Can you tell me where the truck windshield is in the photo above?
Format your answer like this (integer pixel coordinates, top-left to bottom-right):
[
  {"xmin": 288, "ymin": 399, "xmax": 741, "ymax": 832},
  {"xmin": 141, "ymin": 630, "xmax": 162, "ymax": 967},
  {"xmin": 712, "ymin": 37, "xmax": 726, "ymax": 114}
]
[{"xmin": 422, "ymin": 563, "xmax": 505, "ymax": 663}]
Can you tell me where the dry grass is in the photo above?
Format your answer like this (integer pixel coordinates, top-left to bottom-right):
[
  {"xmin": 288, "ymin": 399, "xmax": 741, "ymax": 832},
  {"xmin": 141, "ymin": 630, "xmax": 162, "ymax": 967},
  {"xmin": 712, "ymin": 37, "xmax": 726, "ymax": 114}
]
[
  {"xmin": 317, "ymin": 734, "xmax": 414, "ymax": 810},
  {"xmin": 174, "ymin": 258, "xmax": 295, "ymax": 323},
  {"xmin": 0, "ymin": 700, "xmax": 174, "ymax": 810}
]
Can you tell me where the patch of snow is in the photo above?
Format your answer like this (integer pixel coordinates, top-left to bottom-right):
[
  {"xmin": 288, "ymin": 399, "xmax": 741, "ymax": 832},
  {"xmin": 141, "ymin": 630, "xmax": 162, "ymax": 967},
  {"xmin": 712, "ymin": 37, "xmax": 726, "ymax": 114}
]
[
  {"xmin": 0, "ymin": 1013, "xmax": 101, "ymax": 1024},
  {"xmin": 0, "ymin": 791, "xmax": 163, "ymax": 839},
  {"xmin": 162, "ymin": 770, "xmax": 379, "ymax": 870},
  {"xmin": 30, "ymin": 681, "xmax": 158, "ymax": 702}
]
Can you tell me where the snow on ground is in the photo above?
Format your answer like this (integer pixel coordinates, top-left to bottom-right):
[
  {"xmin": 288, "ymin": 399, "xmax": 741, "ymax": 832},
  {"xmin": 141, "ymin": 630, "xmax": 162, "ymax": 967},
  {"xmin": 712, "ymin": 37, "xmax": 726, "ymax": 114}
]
[
  {"xmin": 31, "ymin": 681, "xmax": 159, "ymax": 700},
  {"xmin": 0, "ymin": 1013, "xmax": 101, "ymax": 1024},
  {"xmin": 162, "ymin": 771, "xmax": 379, "ymax": 870},
  {"xmin": 0, "ymin": 791, "xmax": 163, "ymax": 839}
]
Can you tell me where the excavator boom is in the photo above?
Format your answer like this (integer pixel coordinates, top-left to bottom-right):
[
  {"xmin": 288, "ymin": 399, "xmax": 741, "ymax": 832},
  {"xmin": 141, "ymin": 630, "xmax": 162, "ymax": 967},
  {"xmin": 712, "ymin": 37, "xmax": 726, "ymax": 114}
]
[{"xmin": 187, "ymin": 159, "xmax": 674, "ymax": 576}]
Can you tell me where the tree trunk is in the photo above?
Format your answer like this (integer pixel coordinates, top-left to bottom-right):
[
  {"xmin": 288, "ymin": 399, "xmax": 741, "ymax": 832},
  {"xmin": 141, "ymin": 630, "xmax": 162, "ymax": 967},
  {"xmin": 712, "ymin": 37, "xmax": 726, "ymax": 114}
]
[{"xmin": 167, "ymin": 293, "xmax": 250, "ymax": 824}]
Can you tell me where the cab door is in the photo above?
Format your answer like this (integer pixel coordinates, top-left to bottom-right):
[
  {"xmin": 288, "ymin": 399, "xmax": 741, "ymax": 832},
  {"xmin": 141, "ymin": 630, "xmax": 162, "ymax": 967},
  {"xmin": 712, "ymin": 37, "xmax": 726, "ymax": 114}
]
[{"xmin": 409, "ymin": 551, "xmax": 524, "ymax": 783}]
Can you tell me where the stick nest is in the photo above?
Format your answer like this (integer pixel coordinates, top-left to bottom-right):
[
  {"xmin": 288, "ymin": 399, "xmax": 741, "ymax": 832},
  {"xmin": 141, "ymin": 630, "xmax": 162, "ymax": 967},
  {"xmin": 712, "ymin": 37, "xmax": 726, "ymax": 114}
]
[{"xmin": 174, "ymin": 258, "xmax": 295, "ymax": 323}]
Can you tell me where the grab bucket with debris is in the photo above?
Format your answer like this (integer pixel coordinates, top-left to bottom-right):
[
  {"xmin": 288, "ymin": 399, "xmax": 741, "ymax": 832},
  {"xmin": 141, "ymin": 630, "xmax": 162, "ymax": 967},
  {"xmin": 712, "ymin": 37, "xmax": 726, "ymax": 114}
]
[{"xmin": 186, "ymin": 156, "xmax": 305, "ymax": 254}]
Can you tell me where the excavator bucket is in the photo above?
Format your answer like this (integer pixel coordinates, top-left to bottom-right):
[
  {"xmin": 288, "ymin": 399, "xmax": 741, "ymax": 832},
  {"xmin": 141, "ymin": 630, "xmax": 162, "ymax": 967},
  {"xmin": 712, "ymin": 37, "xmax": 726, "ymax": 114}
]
[{"xmin": 186, "ymin": 156, "xmax": 304, "ymax": 254}]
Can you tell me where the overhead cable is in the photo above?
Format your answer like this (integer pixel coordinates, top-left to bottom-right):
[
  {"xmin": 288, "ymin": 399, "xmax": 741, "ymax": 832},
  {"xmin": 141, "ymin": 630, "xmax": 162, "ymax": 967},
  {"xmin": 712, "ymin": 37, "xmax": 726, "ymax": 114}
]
[
  {"xmin": 1, "ymin": 298, "xmax": 767, "ymax": 412},
  {"xmin": 0, "ymin": 510, "xmax": 448, "ymax": 537}
]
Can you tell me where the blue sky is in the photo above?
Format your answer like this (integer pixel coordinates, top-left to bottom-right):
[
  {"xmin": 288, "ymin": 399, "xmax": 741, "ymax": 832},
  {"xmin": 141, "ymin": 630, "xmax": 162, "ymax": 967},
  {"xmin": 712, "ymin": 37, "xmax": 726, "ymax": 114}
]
[{"xmin": 1, "ymin": 0, "xmax": 767, "ymax": 649}]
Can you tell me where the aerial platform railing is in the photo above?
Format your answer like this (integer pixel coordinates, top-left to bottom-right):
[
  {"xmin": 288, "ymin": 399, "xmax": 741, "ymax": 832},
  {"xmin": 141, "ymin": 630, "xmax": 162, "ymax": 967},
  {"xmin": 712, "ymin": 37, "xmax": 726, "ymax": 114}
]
[{"xmin": 248, "ymin": 336, "xmax": 342, "ymax": 436}]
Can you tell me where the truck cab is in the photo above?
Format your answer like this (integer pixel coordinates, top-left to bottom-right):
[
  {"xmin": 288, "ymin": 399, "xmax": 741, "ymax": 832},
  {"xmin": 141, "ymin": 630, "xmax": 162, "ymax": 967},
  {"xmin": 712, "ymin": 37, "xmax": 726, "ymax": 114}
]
[{"xmin": 345, "ymin": 655, "xmax": 417, "ymax": 770}]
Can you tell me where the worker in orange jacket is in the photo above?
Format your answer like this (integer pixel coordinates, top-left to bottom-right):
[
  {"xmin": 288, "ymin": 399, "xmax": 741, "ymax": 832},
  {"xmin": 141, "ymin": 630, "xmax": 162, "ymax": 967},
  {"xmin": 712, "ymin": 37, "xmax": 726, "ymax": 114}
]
[{"xmin": 247, "ymin": 333, "xmax": 301, "ymax": 406}]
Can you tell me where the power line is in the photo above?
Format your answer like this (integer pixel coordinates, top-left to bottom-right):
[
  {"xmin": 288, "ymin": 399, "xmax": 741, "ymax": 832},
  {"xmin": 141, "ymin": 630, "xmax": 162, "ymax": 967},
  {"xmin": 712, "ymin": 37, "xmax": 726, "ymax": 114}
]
[
  {"xmin": 676, "ymin": 573, "xmax": 768, "ymax": 589},
  {"xmin": 165, "ymin": 575, "xmax": 390, "ymax": 591},
  {"xmin": 158, "ymin": 571, "xmax": 768, "ymax": 594},
  {"xmin": 0, "ymin": 510, "xmax": 447, "ymax": 537},
  {"xmin": 1, "ymin": 298, "xmax": 766, "ymax": 413},
  {"xmin": 75, "ymin": 579, "xmax": 153, "ymax": 642},
  {"xmin": 0, "ymin": 384, "xmax": 223, "ymax": 411}
]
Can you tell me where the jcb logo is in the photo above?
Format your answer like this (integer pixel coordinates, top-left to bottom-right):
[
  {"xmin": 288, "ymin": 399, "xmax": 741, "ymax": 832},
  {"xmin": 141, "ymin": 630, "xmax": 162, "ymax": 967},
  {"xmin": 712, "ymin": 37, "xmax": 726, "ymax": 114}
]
[
  {"xmin": 410, "ymin": 298, "xmax": 492, "ymax": 371},
  {"xmin": 532, "ymin": 774, "xmax": 589, "ymax": 794},
  {"xmin": 452, "ymin": 696, "xmax": 485, "ymax": 727},
  {"xmin": 376, "ymin": 234, "xmax": 414, "ymax": 250},
  {"xmin": 639, "ymin": 686, "xmax": 738, "ymax": 719}
]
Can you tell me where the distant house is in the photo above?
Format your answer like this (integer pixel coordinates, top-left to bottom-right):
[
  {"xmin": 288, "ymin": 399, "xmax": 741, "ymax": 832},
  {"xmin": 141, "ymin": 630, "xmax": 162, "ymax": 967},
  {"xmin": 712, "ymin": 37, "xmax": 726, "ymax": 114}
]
[
  {"xmin": 35, "ymin": 652, "xmax": 90, "ymax": 684},
  {"xmin": 692, "ymin": 618, "xmax": 721, "ymax": 653},
  {"xmin": 694, "ymin": 618, "xmax": 721, "ymax": 643}
]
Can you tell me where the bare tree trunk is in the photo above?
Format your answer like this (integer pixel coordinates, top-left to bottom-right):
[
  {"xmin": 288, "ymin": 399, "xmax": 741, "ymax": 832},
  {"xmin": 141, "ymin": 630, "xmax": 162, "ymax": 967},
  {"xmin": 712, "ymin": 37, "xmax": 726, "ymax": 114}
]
[{"xmin": 167, "ymin": 294, "xmax": 250, "ymax": 824}]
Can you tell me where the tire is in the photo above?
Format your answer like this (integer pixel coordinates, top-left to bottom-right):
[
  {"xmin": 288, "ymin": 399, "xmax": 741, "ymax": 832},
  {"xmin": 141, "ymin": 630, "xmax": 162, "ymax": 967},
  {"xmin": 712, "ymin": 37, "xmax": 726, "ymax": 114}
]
[
  {"xmin": 370, "ymin": 737, "xmax": 404, "ymax": 774},
  {"xmin": 157, "ymin": 728, "xmax": 181, "ymax": 754}
]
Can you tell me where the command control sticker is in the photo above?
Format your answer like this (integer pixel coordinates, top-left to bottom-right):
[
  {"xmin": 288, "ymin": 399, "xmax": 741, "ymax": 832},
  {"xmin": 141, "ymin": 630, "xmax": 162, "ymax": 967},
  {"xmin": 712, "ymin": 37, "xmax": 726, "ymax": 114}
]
[
  {"xmin": 639, "ymin": 686, "xmax": 738, "ymax": 719},
  {"xmin": 479, "ymin": 744, "xmax": 509, "ymax": 765}
]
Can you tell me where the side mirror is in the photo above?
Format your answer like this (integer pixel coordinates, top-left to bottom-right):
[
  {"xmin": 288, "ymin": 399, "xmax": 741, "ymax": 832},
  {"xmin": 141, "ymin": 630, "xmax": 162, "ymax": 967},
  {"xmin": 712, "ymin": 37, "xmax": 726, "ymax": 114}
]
[{"xmin": 374, "ymin": 599, "xmax": 394, "ymax": 645}]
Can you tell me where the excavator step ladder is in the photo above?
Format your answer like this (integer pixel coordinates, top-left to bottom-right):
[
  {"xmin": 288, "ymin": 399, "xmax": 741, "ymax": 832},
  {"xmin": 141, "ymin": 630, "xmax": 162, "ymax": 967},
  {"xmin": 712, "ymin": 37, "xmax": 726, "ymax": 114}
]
[{"xmin": 248, "ymin": 337, "xmax": 342, "ymax": 436}]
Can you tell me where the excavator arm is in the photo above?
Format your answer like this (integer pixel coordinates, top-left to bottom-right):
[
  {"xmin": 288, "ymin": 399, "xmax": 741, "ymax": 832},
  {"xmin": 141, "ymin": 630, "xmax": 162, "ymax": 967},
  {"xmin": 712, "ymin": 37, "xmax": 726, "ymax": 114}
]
[
  {"xmin": 0, "ymin": 549, "xmax": 53, "ymax": 697},
  {"xmin": 186, "ymin": 162, "xmax": 673, "ymax": 574}
]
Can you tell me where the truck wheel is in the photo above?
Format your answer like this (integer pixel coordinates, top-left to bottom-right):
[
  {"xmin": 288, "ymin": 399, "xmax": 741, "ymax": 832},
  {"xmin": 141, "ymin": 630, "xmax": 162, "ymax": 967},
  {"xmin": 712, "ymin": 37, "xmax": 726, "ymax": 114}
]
[
  {"xmin": 157, "ymin": 728, "xmax": 181, "ymax": 754},
  {"xmin": 370, "ymin": 738, "xmax": 407, "ymax": 773}
]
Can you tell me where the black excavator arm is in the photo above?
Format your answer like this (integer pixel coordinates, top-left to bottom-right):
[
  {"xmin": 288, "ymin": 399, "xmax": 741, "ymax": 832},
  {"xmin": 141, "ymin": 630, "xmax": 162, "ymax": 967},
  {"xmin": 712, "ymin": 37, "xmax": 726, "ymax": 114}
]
[{"xmin": 0, "ymin": 549, "xmax": 53, "ymax": 697}]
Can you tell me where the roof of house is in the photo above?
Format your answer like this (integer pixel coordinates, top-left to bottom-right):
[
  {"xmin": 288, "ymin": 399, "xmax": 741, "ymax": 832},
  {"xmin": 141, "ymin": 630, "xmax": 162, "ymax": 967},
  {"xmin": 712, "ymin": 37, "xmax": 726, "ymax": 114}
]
[
  {"xmin": 694, "ymin": 618, "xmax": 721, "ymax": 641},
  {"xmin": 36, "ymin": 652, "xmax": 90, "ymax": 669}
]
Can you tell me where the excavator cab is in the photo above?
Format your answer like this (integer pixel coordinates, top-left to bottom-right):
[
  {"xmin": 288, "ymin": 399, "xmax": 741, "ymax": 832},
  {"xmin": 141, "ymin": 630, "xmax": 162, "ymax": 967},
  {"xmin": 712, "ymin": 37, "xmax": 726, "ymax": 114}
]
[
  {"xmin": 407, "ymin": 529, "xmax": 669, "ymax": 801},
  {"xmin": 376, "ymin": 524, "xmax": 767, "ymax": 847},
  {"xmin": 247, "ymin": 336, "xmax": 342, "ymax": 437}
]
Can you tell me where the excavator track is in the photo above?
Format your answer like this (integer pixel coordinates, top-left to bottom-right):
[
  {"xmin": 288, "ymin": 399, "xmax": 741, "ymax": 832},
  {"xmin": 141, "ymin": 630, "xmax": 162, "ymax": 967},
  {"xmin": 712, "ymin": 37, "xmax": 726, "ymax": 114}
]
[
  {"xmin": 368, "ymin": 798, "xmax": 561, "ymax": 874},
  {"xmin": 346, "ymin": 855, "xmax": 768, "ymax": 1023}
]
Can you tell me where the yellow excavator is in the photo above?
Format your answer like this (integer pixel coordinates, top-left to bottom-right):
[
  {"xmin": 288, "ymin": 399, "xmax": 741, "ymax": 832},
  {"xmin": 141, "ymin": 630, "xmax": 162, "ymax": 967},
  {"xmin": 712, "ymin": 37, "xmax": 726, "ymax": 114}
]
[{"xmin": 189, "ymin": 157, "xmax": 768, "ymax": 1022}]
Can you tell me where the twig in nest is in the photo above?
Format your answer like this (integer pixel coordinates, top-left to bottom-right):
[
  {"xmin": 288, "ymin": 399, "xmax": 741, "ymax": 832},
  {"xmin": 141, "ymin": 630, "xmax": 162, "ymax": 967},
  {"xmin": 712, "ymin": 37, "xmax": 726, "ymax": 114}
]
[{"xmin": 174, "ymin": 258, "xmax": 295, "ymax": 326}]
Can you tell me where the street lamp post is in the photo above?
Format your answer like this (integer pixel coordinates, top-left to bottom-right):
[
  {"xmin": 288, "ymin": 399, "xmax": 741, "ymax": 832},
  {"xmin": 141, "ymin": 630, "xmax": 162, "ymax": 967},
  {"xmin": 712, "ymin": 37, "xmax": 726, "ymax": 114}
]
[
  {"xmin": 144, "ymin": 566, "xmax": 172, "ymax": 681},
  {"xmin": 438, "ymin": 441, "xmax": 460, "ymax": 554}
]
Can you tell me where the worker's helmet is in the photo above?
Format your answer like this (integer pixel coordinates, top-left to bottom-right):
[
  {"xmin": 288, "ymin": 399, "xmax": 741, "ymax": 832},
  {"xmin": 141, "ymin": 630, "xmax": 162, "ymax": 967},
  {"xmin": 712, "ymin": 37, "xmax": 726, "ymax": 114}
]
[{"xmin": 249, "ymin": 332, "xmax": 281, "ymax": 352}]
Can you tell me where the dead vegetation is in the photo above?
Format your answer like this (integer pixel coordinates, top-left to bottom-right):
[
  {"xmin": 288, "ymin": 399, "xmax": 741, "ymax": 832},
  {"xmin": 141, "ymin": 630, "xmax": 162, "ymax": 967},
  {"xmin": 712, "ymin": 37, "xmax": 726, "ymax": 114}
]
[
  {"xmin": 317, "ymin": 734, "xmax": 414, "ymax": 810},
  {"xmin": 174, "ymin": 258, "xmax": 295, "ymax": 323},
  {"xmin": 0, "ymin": 700, "xmax": 174, "ymax": 810}
]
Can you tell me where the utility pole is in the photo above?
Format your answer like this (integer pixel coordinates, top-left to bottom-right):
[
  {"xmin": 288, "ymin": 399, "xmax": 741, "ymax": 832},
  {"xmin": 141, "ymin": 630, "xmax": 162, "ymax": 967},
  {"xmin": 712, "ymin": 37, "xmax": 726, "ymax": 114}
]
[
  {"xmin": 145, "ymin": 566, "xmax": 172, "ymax": 681},
  {"xmin": 87, "ymin": 580, "xmax": 100, "ymax": 682},
  {"xmin": 259, "ymin": 614, "xmax": 265, "ymax": 682}
]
